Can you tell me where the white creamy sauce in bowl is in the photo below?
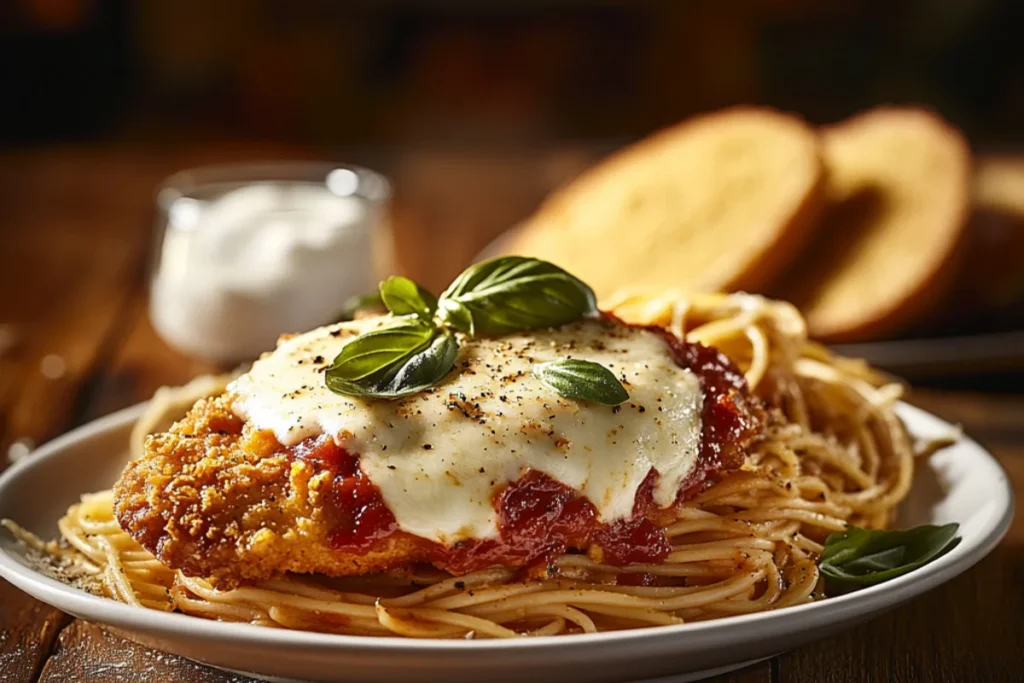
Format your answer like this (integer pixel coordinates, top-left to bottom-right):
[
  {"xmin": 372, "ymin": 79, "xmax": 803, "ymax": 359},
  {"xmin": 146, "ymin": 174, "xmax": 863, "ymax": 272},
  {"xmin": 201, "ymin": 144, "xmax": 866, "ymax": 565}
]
[{"xmin": 151, "ymin": 179, "xmax": 382, "ymax": 362}]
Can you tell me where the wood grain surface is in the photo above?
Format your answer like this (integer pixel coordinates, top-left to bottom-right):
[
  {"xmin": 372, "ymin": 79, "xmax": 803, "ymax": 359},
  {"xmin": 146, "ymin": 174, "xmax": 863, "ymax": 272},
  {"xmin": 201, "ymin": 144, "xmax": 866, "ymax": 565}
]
[{"xmin": 0, "ymin": 145, "xmax": 1020, "ymax": 683}]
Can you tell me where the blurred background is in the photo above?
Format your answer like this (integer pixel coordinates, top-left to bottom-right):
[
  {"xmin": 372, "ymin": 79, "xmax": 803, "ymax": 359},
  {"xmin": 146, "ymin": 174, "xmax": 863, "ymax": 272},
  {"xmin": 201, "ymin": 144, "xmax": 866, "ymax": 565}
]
[
  {"xmin": 1, "ymin": 0, "xmax": 1023, "ymax": 391},
  {"xmin": 4, "ymin": 1, "xmax": 1024, "ymax": 146}
]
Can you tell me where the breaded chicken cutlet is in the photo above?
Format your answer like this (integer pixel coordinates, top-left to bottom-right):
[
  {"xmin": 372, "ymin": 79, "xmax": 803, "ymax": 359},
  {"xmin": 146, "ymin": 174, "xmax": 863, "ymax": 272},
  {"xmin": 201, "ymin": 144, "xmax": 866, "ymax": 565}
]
[{"xmin": 114, "ymin": 395, "xmax": 429, "ymax": 590}]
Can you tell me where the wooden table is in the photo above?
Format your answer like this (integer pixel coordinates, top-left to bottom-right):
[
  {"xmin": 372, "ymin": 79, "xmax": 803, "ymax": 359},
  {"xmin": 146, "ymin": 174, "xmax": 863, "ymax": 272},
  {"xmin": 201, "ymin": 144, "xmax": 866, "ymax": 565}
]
[{"xmin": 0, "ymin": 144, "xmax": 1021, "ymax": 683}]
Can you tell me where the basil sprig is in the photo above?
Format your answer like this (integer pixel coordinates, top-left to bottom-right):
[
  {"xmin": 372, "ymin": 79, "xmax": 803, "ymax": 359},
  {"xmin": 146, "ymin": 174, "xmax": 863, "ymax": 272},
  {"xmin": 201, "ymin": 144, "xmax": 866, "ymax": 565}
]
[
  {"xmin": 438, "ymin": 256, "xmax": 598, "ymax": 335},
  {"xmin": 380, "ymin": 275, "xmax": 438, "ymax": 321},
  {"xmin": 533, "ymin": 359, "xmax": 629, "ymax": 406},
  {"xmin": 325, "ymin": 320, "xmax": 458, "ymax": 398},
  {"xmin": 326, "ymin": 256, "xmax": 599, "ymax": 399},
  {"xmin": 820, "ymin": 523, "xmax": 960, "ymax": 592}
]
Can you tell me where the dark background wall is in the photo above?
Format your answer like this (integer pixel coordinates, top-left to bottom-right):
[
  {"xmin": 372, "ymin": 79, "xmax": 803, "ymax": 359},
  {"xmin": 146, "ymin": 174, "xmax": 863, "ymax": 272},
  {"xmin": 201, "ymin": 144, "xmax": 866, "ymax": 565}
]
[{"xmin": 2, "ymin": 0, "xmax": 1021, "ymax": 149}]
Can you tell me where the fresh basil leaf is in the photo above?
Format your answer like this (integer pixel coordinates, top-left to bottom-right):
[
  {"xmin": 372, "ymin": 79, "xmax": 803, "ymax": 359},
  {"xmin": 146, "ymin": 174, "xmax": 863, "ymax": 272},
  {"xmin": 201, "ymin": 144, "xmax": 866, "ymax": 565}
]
[
  {"xmin": 820, "ymin": 523, "xmax": 960, "ymax": 591},
  {"xmin": 532, "ymin": 359, "xmax": 629, "ymax": 406},
  {"xmin": 442, "ymin": 255, "xmax": 544, "ymax": 300},
  {"xmin": 437, "ymin": 256, "xmax": 597, "ymax": 335},
  {"xmin": 336, "ymin": 291, "xmax": 386, "ymax": 322},
  {"xmin": 325, "ymin": 321, "xmax": 458, "ymax": 398},
  {"xmin": 379, "ymin": 276, "xmax": 438, "ymax": 321},
  {"xmin": 326, "ymin": 320, "xmax": 436, "ymax": 381}
]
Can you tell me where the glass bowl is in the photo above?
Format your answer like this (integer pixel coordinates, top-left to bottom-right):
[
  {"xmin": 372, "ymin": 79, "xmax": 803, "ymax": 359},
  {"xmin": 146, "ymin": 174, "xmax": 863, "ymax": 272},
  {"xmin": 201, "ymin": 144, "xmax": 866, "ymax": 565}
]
[{"xmin": 150, "ymin": 162, "xmax": 391, "ymax": 363}]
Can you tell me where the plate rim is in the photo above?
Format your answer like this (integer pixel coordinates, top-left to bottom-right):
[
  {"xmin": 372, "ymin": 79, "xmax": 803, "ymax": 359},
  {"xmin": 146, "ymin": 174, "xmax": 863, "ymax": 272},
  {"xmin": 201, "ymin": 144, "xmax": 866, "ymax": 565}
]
[{"xmin": 0, "ymin": 400, "xmax": 1014, "ymax": 655}]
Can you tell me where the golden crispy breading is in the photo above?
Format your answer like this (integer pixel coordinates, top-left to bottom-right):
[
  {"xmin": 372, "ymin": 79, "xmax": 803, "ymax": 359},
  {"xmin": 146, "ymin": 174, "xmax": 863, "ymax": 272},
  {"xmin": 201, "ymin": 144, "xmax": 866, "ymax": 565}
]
[
  {"xmin": 115, "ymin": 387, "xmax": 761, "ymax": 589},
  {"xmin": 113, "ymin": 396, "xmax": 428, "ymax": 589}
]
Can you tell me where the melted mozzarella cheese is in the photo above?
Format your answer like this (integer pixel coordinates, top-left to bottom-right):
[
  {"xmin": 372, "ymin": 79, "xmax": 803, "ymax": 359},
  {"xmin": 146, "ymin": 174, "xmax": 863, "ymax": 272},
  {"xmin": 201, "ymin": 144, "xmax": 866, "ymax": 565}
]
[{"xmin": 230, "ymin": 316, "xmax": 703, "ymax": 545}]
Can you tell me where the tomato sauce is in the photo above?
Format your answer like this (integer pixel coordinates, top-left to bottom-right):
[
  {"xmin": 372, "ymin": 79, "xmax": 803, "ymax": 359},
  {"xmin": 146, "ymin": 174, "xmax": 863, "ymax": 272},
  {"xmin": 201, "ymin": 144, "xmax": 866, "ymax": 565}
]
[
  {"xmin": 293, "ymin": 437, "xmax": 398, "ymax": 552},
  {"xmin": 294, "ymin": 322, "xmax": 760, "ymax": 575},
  {"xmin": 654, "ymin": 325, "xmax": 761, "ymax": 481}
]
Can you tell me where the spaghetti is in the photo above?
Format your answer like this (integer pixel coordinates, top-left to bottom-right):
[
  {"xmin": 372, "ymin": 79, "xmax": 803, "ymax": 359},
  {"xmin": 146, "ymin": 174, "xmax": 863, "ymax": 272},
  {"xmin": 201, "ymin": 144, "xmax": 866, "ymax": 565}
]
[{"xmin": 5, "ymin": 291, "xmax": 921, "ymax": 638}]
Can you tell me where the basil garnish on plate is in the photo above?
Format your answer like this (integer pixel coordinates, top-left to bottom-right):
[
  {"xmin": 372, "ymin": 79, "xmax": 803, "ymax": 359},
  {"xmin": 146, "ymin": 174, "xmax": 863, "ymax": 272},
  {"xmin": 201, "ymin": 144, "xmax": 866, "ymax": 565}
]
[
  {"xmin": 820, "ymin": 523, "xmax": 960, "ymax": 591},
  {"xmin": 325, "ymin": 320, "xmax": 458, "ymax": 399},
  {"xmin": 533, "ymin": 359, "xmax": 629, "ymax": 406},
  {"xmin": 380, "ymin": 275, "xmax": 438, "ymax": 322},
  {"xmin": 326, "ymin": 256, "xmax": 600, "ymax": 400},
  {"xmin": 437, "ymin": 256, "xmax": 598, "ymax": 335}
]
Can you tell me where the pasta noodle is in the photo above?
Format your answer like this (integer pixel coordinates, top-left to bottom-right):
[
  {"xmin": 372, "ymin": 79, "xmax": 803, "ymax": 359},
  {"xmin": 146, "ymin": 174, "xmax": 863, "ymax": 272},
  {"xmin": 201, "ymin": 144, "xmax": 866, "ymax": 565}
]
[{"xmin": 5, "ymin": 291, "xmax": 921, "ymax": 638}]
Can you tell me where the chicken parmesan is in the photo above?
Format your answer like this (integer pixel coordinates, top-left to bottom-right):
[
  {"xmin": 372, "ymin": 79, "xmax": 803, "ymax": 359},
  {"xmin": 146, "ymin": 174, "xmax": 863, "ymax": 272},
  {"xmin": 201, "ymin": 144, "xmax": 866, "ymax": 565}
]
[{"xmin": 113, "ymin": 316, "xmax": 762, "ymax": 589}]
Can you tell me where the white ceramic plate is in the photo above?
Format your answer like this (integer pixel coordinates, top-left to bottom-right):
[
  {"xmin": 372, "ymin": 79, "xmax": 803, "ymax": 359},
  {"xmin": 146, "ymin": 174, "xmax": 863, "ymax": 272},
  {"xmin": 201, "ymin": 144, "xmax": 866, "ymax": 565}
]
[{"xmin": 0, "ymin": 402, "xmax": 1013, "ymax": 683}]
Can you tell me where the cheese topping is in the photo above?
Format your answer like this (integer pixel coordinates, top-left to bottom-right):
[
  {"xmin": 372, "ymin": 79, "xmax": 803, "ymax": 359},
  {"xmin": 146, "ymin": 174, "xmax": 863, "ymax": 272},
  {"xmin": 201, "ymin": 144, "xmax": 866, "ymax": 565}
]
[{"xmin": 230, "ymin": 316, "xmax": 703, "ymax": 545}]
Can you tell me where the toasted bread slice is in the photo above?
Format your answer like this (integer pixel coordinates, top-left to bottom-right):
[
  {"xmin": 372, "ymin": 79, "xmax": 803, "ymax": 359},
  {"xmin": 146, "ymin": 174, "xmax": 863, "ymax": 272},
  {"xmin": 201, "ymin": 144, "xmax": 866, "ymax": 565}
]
[
  {"xmin": 507, "ymin": 107, "xmax": 825, "ymax": 300},
  {"xmin": 776, "ymin": 108, "xmax": 972, "ymax": 341},
  {"xmin": 976, "ymin": 155, "xmax": 1024, "ymax": 214},
  {"xmin": 954, "ymin": 156, "xmax": 1024, "ymax": 310}
]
